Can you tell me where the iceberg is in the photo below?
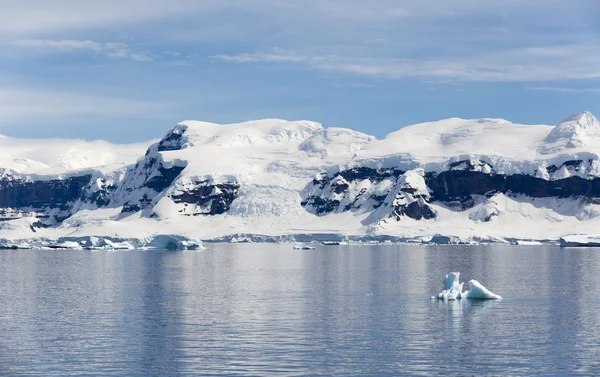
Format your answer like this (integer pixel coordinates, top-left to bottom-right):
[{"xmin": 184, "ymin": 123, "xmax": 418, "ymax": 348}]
[
  {"xmin": 293, "ymin": 245, "xmax": 316, "ymax": 250},
  {"xmin": 436, "ymin": 272, "xmax": 502, "ymax": 300},
  {"xmin": 437, "ymin": 272, "xmax": 464, "ymax": 300},
  {"xmin": 145, "ymin": 235, "xmax": 204, "ymax": 251},
  {"xmin": 560, "ymin": 234, "xmax": 600, "ymax": 247},
  {"xmin": 461, "ymin": 279, "xmax": 503, "ymax": 300}
]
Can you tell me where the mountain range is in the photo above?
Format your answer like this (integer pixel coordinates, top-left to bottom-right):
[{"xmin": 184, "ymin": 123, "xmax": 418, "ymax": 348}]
[{"xmin": 3, "ymin": 111, "xmax": 600, "ymax": 246}]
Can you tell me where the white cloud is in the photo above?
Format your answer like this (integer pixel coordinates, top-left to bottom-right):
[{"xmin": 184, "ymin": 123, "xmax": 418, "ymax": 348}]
[
  {"xmin": 527, "ymin": 87, "xmax": 600, "ymax": 93},
  {"xmin": 0, "ymin": 0, "xmax": 219, "ymax": 35},
  {"xmin": 13, "ymin": 39, "xmax": 104, "ymax": 51},
  {"xmin": 211, "ymin": 44, "xmax": 600, "ymax": 82},
  {"xmin": 210, "ymin": 50, "xmax": 314, "ymax": 64},
  {"xmin": 1, "ymin": 0, "xmax": 593, "ymax": 36},
  {"xmin": 11, "ymin": 39, "xmax": 153, "ymax": 62}
]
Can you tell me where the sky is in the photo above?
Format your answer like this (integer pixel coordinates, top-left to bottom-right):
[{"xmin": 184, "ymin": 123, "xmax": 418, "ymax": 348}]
[{"xmin": 1, "ymin": 0, "xmax": 600, "ymax": 143}]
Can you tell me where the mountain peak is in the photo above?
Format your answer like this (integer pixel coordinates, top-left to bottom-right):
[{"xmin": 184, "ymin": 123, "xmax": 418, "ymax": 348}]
[
  {"xmin": 559, "ymin": 111, "xmax": 598, "ymax": 126},
  {"xmin": 542, "ymin": 111, "xmax": 600, "ymax": 153}
]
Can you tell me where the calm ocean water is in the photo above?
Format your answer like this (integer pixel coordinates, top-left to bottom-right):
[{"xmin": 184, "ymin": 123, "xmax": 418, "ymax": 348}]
[{"xmin": 1, "ymin": 244, "xmax": 599, "ymax": 376}]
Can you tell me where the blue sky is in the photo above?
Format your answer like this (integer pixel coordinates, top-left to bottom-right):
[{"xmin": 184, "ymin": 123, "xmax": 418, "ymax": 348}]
[{"xmin": 1, "ymin": 0, "xmax": 600, "ymax": 142}]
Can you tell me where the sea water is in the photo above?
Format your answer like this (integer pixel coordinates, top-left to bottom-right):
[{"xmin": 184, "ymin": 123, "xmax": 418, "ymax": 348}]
[{"xmin": 0, "ymin": 244, "xmax": 599, "ymax": 376}]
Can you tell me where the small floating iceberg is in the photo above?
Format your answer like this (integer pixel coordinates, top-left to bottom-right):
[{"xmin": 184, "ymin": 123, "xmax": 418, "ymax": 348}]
[
  {"xmin": 293, "ymin": 245, "xmax": 316, "ymax": 250},
  {"xmin": 83, "ymin": 236, "xmax": 135, "ymax": 250},
  {"xmin": 560, "ymin": 234, "xmax": 600, "ymax": 247},
  {"xmin": 461, "ymin": 279, "xmax": 502, "ymax": 300},
  {"xmin": 145, "ymin": 235, "xmax": 204, "ymax": 251},
  {"xmin": 436, "ymin": 272, "xmax": 502, "ymax": 300},
  {"xmin": 437, "ymin": 272, "xmax": 464, "ymax": 300}
]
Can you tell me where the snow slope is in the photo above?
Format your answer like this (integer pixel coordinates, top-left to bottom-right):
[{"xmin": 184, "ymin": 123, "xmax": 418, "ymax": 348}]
[
  {"xmin": 0, "ymin": 135, "xmax": 152, "ymax": 176},
  {"xmin": 2, "ymin": 112, "xmax": 600, "ymax": 245}
]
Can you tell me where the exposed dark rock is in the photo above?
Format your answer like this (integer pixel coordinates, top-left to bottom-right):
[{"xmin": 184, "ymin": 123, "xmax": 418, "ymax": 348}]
[
  {"xmin": 0, "ymin": 175, "xmax": 92, "ymax": 222},
  {"xmin": 336, "ymin": 167, "xmax": 403, "ymax": 182},
  {"xmin": 369, "ymin": 194, "xmax": 387, "ymax": 209},
  {"xmin": 343, "ymin": 188, "xmax": 369, "ymax": 211},
  {"xmin": 449, "ymin": 159, "xmax": 494, "ymax": 173},
  {"xmin": 427, "ymin": 170, "xmax": 600, "ymax": 202},
  {"xmin": 301, "ymin": 197, "xmax": 341, "ymax": 215},
  {"xmin": 121, "ymin": 203, "xmax": 141, "ymax": 214},
  {"xmin": 304, "ymin": 162, "xmax": 600, "ymax": 222},
  {"xmin": 546, "ymin": 159, "xmax": 585, "ymax": 175},
  {"xmin": 392, "ymin": 199, "xmax": 437, "ymax": 221},
  {"xmin": 304, "ymin": 167, "xmax": 406, "ymax": 215},
  {"xmin": 157, "ymin": 127, "xmax": 186, "ymax": 152},
  {"xmin": 117, "ymin": 150, "xmax": 188, "ymax": 217},
  {"xmin": 146, "ymin": 166, "xmax": 185, "ymax": 191},
  {"xmin": 0, "ymin": 175, "xmax": 91, "ymax": 209},
  {"xmin": 172, "ymin": 182, "xmax": 240, "ymax": 215},
  {"xmin": 83, "ymin": 181, "xmax": 118, "ymax": 207},
  {"xmin": 333, "ymin": 182, "xmax": 349, "ymax": 194},
  {"xmin": 312, "ymin": 167, "xmax": 404, "ymax": 190}
]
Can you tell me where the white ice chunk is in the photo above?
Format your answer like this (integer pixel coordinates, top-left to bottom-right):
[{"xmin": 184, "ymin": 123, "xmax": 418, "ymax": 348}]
[
  {"xmin": 437, "ymin": 272, "xmax": 464, "ymax": 300},
  {"xmin": 293, "ymin": 245, "xmax": 316, "ymax": 250},
  {"xmin": 436, "ymin": 272, "xmax": 501, "ymax": 300},
  {"xmin": 146, "ymin": 234, "xmax": 204, "ymax": 251},
  {"xmin": 462, "ymin": 280, "xmax": 503, "ymax": 299}
]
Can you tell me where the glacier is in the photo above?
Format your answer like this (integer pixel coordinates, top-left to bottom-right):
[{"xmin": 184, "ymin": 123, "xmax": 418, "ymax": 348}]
[{"xmin": 0, "ymin": 112, "xmax": 600, "ymax": 245}]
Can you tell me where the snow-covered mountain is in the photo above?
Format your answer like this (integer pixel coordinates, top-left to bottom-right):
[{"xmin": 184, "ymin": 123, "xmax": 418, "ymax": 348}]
[{"xmin": 2, "ymin": 112, "xmax": 600, "ymax": 245}]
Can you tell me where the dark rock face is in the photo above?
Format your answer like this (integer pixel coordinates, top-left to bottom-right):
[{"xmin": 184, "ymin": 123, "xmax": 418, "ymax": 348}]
[
  {"xmin": 302, "ymin": 196, "xmax": 341, "ymax": 215},
  {"xmin": 157, "ymin": 127, "xmax": 186, "ymax": 152},
  {"xmin": 449, "ymin": 159, "xmax": 495, "ymax": 173},
  {"xmin": 83, "ymin": 180, "xmax": 118, "ymax": 207},
  {"xmin": 366, "ymin": 194, "xmax": 387, "ymax": 210},
  {"xmin": 304, "ymin": 168, "xmax": 437, "ymax": 222},
  {"xmin": 546, "ymin": 160, "xmax": 583, "ymax": 175},
  {"xmin": 337, "ymin": 167, "xmax": 404, "ymax": 182},
  {"xmin": 0, "ymin": 175, "xmax": 92, "ymax": 208},
  {"xmin": 0, "ymin": 175, "xmax": 93, "ymax": 222},
  {"xmin": 146, "ymin": 166, "xmax": 186, "ymax": 191},
  {"xmin": 427, "ymin": 171, "xmax": 600, "ymax": 203},
  {"xmin": 312, "ymin": 167, "xmax": 404, "ymax": 189},
  {"xmin": 543, "ymin": 159, "xmax": 596, "ymax": 179},
  {"xmin": 391, "ymin": 195, "xmax": 436, "ymax": 221},
  {"xmin": 303, "ymin": 159, "xmax": 600, "ymax": 223},
  {"xmin": 303, "ymin": 167, "xmax": 405, "ymax": 215},
  {"xmin": 118, "ymin": 152, "xmax": 187, "ymax": 216},
  {"xmin": 121, "ymin": 203, "xmax": 141, "ymax": 214},
  {"xmin": 172, "ymin": 181, "xmax": 240, "ymax": 215}
]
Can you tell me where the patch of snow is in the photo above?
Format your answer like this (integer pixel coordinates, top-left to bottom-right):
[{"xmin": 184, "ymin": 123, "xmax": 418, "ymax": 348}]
[{"xmin": 299, "ymin": 127, "xmax": 375, "ymax": 158}]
